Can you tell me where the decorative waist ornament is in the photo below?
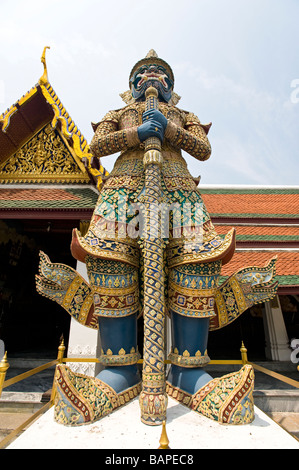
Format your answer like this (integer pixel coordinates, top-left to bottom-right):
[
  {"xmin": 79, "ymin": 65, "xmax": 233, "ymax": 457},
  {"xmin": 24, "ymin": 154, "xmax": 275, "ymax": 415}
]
[{"xmin": 36, "ymin": 50, "xmax": 278, "ymax": 428}]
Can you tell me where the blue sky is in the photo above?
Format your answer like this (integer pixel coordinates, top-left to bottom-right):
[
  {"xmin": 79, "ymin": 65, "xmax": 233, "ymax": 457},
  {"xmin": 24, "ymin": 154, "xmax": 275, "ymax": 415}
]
[{"xmin": 0, "ymin": 0, "xmax": 298, "ymax": 185}]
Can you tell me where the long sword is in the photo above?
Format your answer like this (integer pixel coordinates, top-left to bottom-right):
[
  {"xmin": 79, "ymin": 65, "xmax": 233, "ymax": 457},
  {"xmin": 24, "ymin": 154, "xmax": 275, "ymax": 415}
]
[{"xmin": 139, "ymin": 86, "xmax": 168, "ymax": 426}]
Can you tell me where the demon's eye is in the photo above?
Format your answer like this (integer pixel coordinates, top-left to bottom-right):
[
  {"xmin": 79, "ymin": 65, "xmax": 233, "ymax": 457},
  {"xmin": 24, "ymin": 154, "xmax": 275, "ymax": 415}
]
[{"xmin": 138, "ymin": 66, "xmax": 148, "ymax": 75}]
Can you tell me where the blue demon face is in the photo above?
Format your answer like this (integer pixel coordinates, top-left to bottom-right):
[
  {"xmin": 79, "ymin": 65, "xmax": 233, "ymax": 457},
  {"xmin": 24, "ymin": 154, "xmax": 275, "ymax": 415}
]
[{"xmin": 130, "ymin": 64, "xmax": 174, "ymax": 103}]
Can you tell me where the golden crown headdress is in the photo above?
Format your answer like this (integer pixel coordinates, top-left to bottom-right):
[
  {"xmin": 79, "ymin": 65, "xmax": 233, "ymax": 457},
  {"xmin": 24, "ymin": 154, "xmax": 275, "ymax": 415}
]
[
  {"xmin": 129, "ymin": 49, "xmax": 175, "ymax": 85},
  {"xmin": 121, "ymin": 50, "xmax": 180, "ymax": 105}
]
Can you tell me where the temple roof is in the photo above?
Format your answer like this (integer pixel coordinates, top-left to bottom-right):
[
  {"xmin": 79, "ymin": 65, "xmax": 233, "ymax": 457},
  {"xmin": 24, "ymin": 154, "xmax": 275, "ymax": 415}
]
[
  {"xmin": 0, "ymin": 47, "xmax": 107, "ymax": 188},
  {"xmin": 0, "ymin": 185, "xmax": 98, "ymax": 219},
  {"xmin": 200, "ymin": 185, "xmax": 299, "ymax": 293},
  {"xmin": 200, "ymin": 186, "xmax": 299, "ymax": 222},
  {"xmin": 0, "ymin": 84, "xmax": 90, "ymax": 184}
]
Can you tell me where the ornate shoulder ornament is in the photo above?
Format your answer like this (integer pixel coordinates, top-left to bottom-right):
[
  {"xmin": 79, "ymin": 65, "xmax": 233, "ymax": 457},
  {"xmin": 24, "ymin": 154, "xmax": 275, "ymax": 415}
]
[
  {"xmin": 91, "ymin": 110, "xmax": 119, "ymax": 132},
  {"xmin": 119, "ymin": 90, "xmax": 136, "ymax": 105},
  {"xmin": 185, "ymin": 112, "xmax": 202, "ymax": 125}
]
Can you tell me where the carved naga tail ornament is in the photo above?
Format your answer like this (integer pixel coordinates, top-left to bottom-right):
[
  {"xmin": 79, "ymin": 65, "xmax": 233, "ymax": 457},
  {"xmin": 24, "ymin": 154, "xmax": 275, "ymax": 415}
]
[{"xmin": 138, "ymin": 86, "xmax": 168, "ymax": 425}]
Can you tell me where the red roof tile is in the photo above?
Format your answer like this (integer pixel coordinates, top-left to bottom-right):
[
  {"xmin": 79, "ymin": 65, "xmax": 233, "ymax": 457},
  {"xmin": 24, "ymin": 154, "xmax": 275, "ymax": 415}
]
[
  {"xmin": 0, "ymin": 188, "xmax": 81, "ymax": 201},
  {"xmin": 0, "ymin": 187, "xmax": 98, "ymax": 216}
]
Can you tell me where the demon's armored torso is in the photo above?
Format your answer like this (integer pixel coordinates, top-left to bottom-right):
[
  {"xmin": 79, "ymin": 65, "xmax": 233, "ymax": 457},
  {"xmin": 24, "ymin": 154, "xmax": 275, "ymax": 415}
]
[{"xmin": 72, "ymin": 98, "xmax": 236, "ymax": 273}]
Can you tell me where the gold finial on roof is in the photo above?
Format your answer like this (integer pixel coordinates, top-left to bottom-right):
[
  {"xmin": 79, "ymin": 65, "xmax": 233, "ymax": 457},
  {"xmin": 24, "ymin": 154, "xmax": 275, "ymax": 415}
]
[{"xmin": 39, "ymin": 46, "xmax": 50, "ymax": 85}]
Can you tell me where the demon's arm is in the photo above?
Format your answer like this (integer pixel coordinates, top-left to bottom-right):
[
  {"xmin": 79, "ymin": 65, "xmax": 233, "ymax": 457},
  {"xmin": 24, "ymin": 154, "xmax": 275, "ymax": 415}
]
[
  {"xmin": 89, "ymin": 110, "xmax": 140, "ymax": 158},
  {"xmin": 89, "ymin": 108, "xmax": 212, "ymax": 162},
  {"xmin": 164, "ymin": 111, "xmax": 212, "ymax": 161}
]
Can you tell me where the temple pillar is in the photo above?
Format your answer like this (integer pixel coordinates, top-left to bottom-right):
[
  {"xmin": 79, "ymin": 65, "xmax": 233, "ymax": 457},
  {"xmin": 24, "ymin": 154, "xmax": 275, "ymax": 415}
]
[
  {"xmin": 67, "ymin": 261, "xmax": 102, "ymax": 376},
  {"xmin": 262, "ymin": 296, "xmax": 290, "ymax": 361}
]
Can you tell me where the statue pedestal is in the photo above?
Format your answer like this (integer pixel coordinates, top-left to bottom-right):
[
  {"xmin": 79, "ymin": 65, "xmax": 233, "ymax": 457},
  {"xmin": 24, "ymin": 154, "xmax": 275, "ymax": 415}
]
[{"xmin": 6, "ymin": 397, "xmax": 299, "ymax": 450}]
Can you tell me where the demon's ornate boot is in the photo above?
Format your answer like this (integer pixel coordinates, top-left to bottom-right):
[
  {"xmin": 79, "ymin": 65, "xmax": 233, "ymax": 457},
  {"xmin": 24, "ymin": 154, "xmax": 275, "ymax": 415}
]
[
  {"xmin": 166, "ymin": 312, "xmax": 255, "ymax": 425},
  {"xmin": 54, "ymin": 312, "xmax": 141, "ymax": 426},
  {"xmin": 54, "ymin": 362, "xmax": 141, "ymax": 426}
]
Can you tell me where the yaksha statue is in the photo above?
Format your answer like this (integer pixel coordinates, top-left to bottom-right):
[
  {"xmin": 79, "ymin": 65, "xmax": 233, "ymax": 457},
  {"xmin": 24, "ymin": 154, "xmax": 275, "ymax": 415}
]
[{"xmin": 36, "ymin": 50, "xmax": 278, "ymax": 427}]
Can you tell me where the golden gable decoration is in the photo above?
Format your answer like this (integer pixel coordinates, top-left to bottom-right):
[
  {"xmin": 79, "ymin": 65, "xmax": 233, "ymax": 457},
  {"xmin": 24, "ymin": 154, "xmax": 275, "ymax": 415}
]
[{"xmin": 0, "ymin": 123, "xmax": 89, "ymax": 183}]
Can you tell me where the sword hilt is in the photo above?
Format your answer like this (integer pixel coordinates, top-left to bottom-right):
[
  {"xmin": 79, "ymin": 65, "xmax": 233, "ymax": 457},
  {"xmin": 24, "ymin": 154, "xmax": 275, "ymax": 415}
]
[
  {"xmin": 145, "ymin": 86, "xmax": 159, "ymax": 111},
  {"xmin": 144, "ymin": 86, "xmax": 162, "ymax": 165}
]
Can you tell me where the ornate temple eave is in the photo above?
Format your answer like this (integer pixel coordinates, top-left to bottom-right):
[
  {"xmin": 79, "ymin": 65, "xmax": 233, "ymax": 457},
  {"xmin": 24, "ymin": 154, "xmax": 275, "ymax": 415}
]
[
  {"xmin": 0, "ymin": 84, "xmax": 91, "ymax": 183},
  {"xmin": 278, "ymin": 285, "xmax": 299, "ymax": 295},
  {"xmin": 0, "ymin": 86, "xmax": 51, "ymax": 162},
  {"xmin": 0, "ymin": 47, "xmax": 107, "ymax": 187}
]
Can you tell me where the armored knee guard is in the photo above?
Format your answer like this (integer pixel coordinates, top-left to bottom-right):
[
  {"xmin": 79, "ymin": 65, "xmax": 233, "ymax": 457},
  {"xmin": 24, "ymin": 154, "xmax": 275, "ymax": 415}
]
[{"xmin": 86, "ymin": 256, "xmax": 140, "ymax": 367}]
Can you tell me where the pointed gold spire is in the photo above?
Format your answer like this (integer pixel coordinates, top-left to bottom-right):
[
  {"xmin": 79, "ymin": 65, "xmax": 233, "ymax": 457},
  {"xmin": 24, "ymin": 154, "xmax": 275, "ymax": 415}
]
[
  {"xmin": 146, "ymin": 49, "xmax": 158, "ymax": 59},
  {"xmin": 158, "ymin": 420, "xmax": 170, "ymax": 449},
  {"xmin": 0, "ymin": 351, "xmax": 9, "ymax": 368},
  {"xmin": 57, "ymin": 336, "xmax": 66, "ymax": 363},
  {"xmin": 39, "ymin": 46, "xmax": 50, "ymax": 85},
  {"xmin": 240, "ymin": 341, "xmax": 248, "ymax": 365}
]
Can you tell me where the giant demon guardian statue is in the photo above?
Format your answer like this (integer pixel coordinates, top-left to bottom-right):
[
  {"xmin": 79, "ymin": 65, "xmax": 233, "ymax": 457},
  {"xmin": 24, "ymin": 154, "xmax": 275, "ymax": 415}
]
[{"xmin": 36, "ymin": 50, "xmax": 278, "ymax": 427}]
